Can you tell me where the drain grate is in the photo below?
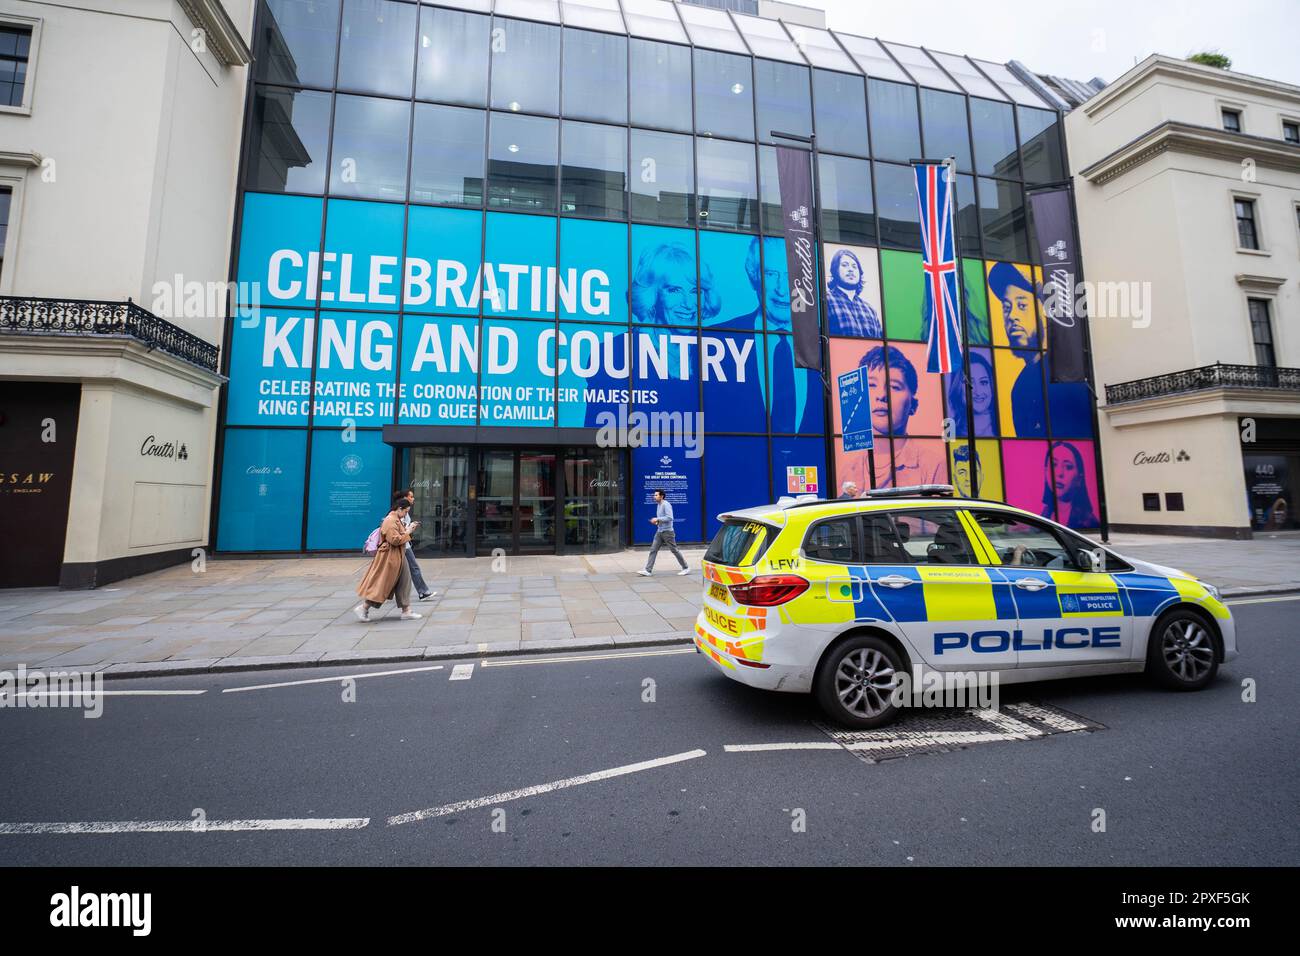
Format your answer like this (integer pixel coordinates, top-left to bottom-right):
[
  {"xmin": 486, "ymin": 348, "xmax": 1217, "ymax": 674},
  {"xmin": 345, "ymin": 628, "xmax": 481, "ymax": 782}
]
[{"xmin": 814, "ymin": 701, "xmax": 1105, "ymax": 763}]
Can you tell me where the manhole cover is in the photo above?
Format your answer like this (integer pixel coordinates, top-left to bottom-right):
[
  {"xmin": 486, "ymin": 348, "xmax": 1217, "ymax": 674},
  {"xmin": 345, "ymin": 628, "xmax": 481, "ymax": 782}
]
[{"xmin": 814, "ymin": 701, "xmax": 1104, "ymax": 763}]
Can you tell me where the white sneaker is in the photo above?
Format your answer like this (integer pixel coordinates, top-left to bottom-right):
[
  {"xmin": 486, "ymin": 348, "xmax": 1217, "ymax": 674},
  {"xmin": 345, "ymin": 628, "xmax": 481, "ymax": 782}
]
[
  {"xmin": 637, "ymin": 569, "xmax": 652, "ymax": 577},
  {"xmin": 677, "ymin": 567, "xmax": 692, "ymax": 576},
  {"xmin": 353, "ymin": 603, "xmax": 370, "ymax": 623},
  {"xmin": 400, "ymin": 610, "xmax": 423, "ymax": 621}
]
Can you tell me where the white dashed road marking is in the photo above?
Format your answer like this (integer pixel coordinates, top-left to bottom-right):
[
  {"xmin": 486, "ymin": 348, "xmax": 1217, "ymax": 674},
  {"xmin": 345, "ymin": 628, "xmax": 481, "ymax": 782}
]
[
  {"xmin": 1226, "ymin": 594, "xmax": 1300, "ymax": 606},
  {"xmin": 221, "ymin": 665, "xmax": 444, "ymax": 694},
  {"xmin": 724, "ymin": 742, "xmax": 843, "ymax": 752},
  {"xmin": 0, "ymin": 818, "xmax": 370, "ymax": 835},
  {"xmin": 449, "ymin": 663, "xmax": 474, "ymax": 681},
  {"xmin": 480, "ymin": 647, "xmax": 695, "ymax": 668},
  {"xmin": 387, "ymin": 749, "xmax": 708, "ymax": 825},
  {"xmin": 2, "ymin": 690, "xmax": 206, "ymax": 701}
]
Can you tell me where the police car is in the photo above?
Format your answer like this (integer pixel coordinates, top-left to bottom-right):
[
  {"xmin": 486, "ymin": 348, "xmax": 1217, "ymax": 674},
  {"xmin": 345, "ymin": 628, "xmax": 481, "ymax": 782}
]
[{"xmin": 694, "ymin": 486, "xmax": 1236, "ymax": 728}]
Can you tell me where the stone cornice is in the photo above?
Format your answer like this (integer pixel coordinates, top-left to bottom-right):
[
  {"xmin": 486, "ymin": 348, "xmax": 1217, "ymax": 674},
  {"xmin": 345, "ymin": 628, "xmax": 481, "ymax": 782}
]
[
  {"xmin": 1235, "ymin": 273, "xmax": 1288, "ymax": 291},
  {"xmin": 1083, "ymin": 55, "xmax": 1300, "ymax": 118},
  {"xmin": 1103, "ymin": 386, "xmax": 1300, "ymax": 426},
  {"xmin": 176, "ymin": 0, "xmax": 251, "ymax": 68},
  {"xmin": 0, "ymin": 150, "xmax": 42, "ymax": 168},
  {"xmin": 0, "ymin": 333, "xmax": 226, "ymax": 407},
  {"xmin": 1077, "ymin": 120, "xmax": 1300, "ymax": 185}
]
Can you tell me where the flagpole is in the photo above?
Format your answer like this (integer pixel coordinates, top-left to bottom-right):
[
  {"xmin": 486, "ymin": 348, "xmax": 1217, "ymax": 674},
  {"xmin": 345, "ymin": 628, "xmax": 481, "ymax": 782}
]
[{"xmin": 912, "ymin": 156, "xmax": 976, "ymax": 495}]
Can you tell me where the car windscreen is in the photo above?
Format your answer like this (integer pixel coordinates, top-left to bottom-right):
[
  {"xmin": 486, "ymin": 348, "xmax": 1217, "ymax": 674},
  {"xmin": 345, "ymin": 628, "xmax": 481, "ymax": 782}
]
[{"xmin": 705, "ymin": 519, "xmax": 775, "ymax": 567}]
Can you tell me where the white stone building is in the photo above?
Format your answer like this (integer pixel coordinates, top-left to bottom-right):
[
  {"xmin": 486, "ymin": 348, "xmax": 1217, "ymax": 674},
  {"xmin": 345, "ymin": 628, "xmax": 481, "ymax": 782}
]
[
  {"xmin": 0, "ymin": 0, "xmax": 250, "ymax": 586},
  {"xmin": 1068, "ymin": 54, "xmax": 1300, "ymax": 538}
]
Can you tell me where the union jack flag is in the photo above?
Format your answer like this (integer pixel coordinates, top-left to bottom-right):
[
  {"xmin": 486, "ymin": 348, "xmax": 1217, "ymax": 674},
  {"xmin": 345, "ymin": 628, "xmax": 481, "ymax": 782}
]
[{"xmin": 912, "ymin": 162, "xmax": 965, "ymax": 375}]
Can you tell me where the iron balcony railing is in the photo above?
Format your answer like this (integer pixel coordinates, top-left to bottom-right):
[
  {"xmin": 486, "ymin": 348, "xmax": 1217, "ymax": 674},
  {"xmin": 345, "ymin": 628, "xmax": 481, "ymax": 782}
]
[
  {"xmin": 0, "ymin": 295, "xmax": 219, "ymax": 372},
  {"xmin": 1105, "ymin": 362, "xmax": 1300, "ymax": 405}
]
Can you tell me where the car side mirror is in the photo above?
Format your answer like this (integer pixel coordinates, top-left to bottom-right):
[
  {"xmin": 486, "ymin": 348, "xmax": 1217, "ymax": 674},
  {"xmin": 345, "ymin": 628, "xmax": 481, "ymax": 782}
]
[{"xmin": 1076, "ymin": 548, "xmax": 1103, "ymax": 573}]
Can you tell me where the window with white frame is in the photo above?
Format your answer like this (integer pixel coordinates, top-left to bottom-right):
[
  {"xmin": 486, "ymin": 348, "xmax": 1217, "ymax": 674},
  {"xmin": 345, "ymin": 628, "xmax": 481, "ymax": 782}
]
[
  {"xmin": 0, "ymin": 24, "xmax": 31, "ymax": 108},
  {"xmin": 1283, "ymin": 120, "xmax": 1300, "ymax": 145},
  {"xmin": 1248, "ymin": 298, "xmax": 1276, "ymax": 368},
  {"xmin": 1221, "ymin": 107, "xmax": 1242, "ymax": 132},
  {"xmin": 0, "ymin": 186, "xmax": 10, "ymax": 280},
  {"xmin": 1235, "ymin": 196, "xmax": 1261, "ymax": 250}
]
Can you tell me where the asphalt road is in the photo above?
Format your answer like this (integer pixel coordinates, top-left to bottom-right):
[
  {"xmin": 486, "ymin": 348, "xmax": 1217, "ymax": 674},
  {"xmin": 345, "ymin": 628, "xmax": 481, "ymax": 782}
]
[{"xmin": 1, "ymin": 597, "xmax": 1296, "ymax": 866}]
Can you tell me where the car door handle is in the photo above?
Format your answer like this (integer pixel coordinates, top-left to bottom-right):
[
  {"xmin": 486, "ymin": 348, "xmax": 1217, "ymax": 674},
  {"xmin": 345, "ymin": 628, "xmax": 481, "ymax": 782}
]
[
  {"xmin": 1014, "ymin": 578, "xmax": 1049, "ymax": 591},
  {"xmin": 876, "ymin": 575, "xmax": 913, "ymax": 589}
]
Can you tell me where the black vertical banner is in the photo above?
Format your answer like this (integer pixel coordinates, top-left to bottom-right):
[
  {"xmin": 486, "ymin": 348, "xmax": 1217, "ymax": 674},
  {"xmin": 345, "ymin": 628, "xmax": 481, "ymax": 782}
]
[
  {"xmin": 1028, "ymin": 187, "xmax": 1086, "ymax": 382},
  {"xmin": 775, "ymin": 145, "xmax": 821, "ymax": 370}
]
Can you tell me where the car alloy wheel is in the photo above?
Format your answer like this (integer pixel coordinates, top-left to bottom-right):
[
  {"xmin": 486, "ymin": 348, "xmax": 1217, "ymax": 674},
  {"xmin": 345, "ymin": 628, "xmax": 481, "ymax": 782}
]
[
  {"xmin": 1161, "ymin": 617, "xmax": 1214, "ymax": 683},
  {"xmin": 833, "ymin": 647, "xmax": 898, "ymax": 718}
]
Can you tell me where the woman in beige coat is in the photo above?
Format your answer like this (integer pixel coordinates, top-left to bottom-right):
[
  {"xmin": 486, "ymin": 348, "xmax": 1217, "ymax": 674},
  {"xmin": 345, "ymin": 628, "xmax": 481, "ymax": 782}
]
[{"xmin": 354, "ymin": 497, "xmax": 423, "ymax": 623}]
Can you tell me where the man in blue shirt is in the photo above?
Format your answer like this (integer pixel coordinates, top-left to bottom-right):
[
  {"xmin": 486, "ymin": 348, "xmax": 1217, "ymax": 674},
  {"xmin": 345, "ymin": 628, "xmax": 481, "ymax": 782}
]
[{"xmin": 639, "ymin": 489, "xmax": 691, "ymax": 576}]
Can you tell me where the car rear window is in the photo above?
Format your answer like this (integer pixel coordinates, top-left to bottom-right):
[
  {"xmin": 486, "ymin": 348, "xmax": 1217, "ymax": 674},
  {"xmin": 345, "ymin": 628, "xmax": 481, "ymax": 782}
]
[{"xmin": 706, "ymin": 519, "xmax": 775, "ymax": 567}]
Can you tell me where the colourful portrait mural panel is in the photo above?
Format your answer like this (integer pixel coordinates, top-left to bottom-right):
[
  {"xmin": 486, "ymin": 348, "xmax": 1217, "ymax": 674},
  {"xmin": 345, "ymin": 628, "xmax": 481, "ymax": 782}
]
[
  {"xmin": 823, "ymin": 243, "xmax": 882, "ymax": 338},
  {"xmin": 829, "ymin": 337, "xmax": 882, "ymax": 435},
  {"xmin": 948, "ymin": 439, "xmax": 1003, "ymax": 500},
  {"xmin": 1045, "ymin": 439, "xmax": 1100, "ymax": 528},
  {"xmin": 995, "ymin": 346, "xmax": 1047, "ymax": 438},
  {"xmin": 1001, "ymin": 438, "xmax": 1100, "ymax": 528},
  {"xmin": 944, "ymin": 346, "xmax": 998, "ymax": 438},
  {"xmin": 987, "ymin": 261, "xmax": 1042, "ymax": 351},
  {"xmin": 880, "ymin": 249, "xmax": 924, "ymax": 341},
  {"xmin": 962, "ymin": 258, "xmax": 991, "ymax": 346},
  {"xmin": 630, "ymin": 224, "xmax": 698, "ymax": 326},
  {"xmin": 699, "ymin": 231, "xmax": 756, "ymax": 329}
]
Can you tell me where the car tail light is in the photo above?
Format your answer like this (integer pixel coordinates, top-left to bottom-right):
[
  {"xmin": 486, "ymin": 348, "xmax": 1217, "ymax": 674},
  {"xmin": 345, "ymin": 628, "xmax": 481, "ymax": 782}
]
[{"xmin": 729, "ymin": 574, "xmax": 809, "ymax": 607}]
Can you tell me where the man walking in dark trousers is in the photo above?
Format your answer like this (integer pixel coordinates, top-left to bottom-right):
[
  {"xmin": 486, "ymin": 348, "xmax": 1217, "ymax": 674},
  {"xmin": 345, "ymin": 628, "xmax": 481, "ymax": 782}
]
[
  {"xmin": 639, "ymin": 489, "xmax": 691, "ymax": 576},
  {"xmin": 398, "ymin": 488, "xmax": 436, "ymax": 600}
]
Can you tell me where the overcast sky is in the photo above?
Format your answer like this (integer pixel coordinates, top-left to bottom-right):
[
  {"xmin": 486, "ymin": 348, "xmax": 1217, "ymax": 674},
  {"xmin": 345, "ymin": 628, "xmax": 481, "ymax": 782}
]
[{"xmin": 817, "ymin": 0, "xmax": 1299, "ymax": 86}]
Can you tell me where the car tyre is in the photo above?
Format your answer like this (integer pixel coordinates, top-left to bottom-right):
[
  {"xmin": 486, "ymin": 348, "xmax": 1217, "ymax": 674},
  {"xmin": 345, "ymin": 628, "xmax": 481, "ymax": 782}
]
[
  {"xmin": 815, "ymin": 634, "xmax": 905, "ymax": 729},
  {"xmin": 1145, "ymin": 607, "xmax": 1219, "ymax": 691}
]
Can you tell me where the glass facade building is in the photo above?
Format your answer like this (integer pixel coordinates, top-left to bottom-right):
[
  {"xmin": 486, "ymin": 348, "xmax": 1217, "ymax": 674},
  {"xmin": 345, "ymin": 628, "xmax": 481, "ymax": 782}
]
[{"xmin": 217, "ymin": 0, "xmax": 1096, "ymax": 556}]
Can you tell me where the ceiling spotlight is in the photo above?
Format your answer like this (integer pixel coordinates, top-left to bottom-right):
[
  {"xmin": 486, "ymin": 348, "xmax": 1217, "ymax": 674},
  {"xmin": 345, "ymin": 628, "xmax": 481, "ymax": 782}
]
[
  {"xmin": 731, "ymin": 83, "xmax": 744, "ymax": 95},
  {"xmin": 508, "ymin": 144, "xmax": 520, "ymax": 153},
  {"xmin": 509, "ymin": 101, "xmax": 521, "ymax": 112}
]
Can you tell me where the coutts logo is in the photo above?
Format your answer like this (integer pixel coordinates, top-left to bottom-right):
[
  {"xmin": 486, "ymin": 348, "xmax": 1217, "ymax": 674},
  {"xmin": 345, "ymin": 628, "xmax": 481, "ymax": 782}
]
[
  {"xmin": 140, "ymin": 436, "xmax": 188, "ymax": 461},
  {"xmin": 1133, "ymin": 449, "xmax": 1191, "ymax": 466}
]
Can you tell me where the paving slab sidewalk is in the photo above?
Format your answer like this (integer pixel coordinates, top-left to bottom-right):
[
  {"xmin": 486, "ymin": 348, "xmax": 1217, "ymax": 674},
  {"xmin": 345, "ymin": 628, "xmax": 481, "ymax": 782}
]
[
  {"xmin": 0, "ymin": 532, "xmax": 1296, "ymax": 679},
  {"xmin": 0, "ymin": 549, "xmax": 709, "ymax": 678}
]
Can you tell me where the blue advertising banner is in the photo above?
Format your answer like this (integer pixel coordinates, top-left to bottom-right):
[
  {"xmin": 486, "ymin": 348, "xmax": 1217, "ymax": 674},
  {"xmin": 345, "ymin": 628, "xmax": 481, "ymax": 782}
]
[
  {"xmin": 398, "ymin": 314, "xmax": 480, "ymax": 425},
  {"xmin": 237, "ymin": 193, "xmax": 322, "ymax": 310},
  {"xmin": 699, "ymin": 231, "xmax": 758, "ymax": 329},
  {"xmin": 633, "ymin": 445, "xmax": 700, "ymax": 544},
  {"xmin": 404, "ymin": 206, "xmax": 481, "ymax": 316},
  {"xmin": 631, "ymin": 224, "xmax": 696, "ymax": 326},
  {"xmin": 705, "ymin": 436, "xmax": 770, "ymax": 538},
  {"xmin": 312, "ymin": 310, "xmax": 397, "ymax": 427},
  {"xmin": 306, "ymin": 430, "xmax": 391, "ymax": 550},
  {"xmin": 322, "ymin": 199, "xmax": 404, "ymax": 312},
  {"xmin": 226, "ymin": 194, "xmax": 827, "ymax": 490},
  {"xmin": 216, "ymin": 428, "xmax": 307, "ymax": 551}
]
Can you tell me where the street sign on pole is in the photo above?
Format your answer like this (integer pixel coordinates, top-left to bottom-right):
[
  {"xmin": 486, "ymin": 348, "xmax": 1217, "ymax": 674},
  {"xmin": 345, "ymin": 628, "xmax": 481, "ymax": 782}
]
[{"xmin": 838, "ymin": 368, "xmax": 874, "ymax": 453}]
